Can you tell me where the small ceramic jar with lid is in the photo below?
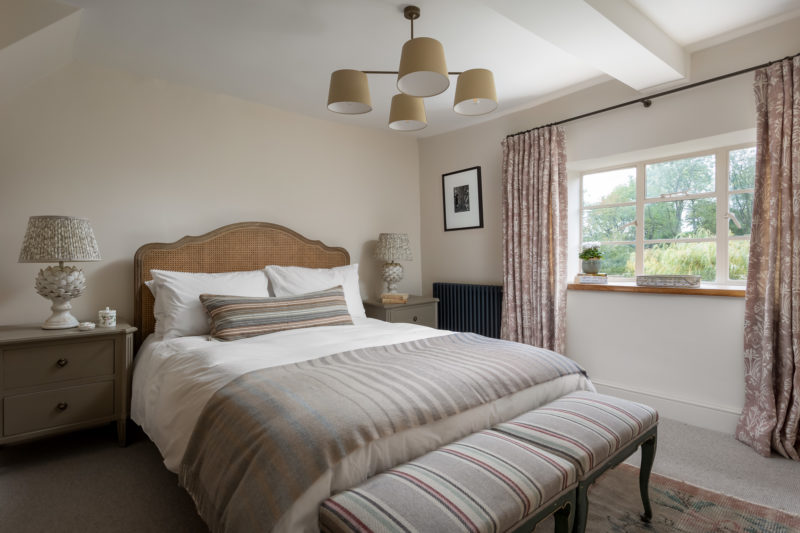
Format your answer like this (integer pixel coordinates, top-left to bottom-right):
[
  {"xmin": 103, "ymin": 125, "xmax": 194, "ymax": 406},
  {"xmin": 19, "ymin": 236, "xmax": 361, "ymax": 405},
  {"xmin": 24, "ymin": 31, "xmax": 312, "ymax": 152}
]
[{"xmin": 98, "ymin": 307, "xmax": 116, "ymax": 328}]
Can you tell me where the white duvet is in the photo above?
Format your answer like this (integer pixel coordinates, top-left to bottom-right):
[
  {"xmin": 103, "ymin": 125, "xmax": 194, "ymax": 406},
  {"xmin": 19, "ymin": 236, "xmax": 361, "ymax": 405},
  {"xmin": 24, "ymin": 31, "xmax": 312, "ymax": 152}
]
[{"xmin": 131, "ymin": 318, "xmax": 594, "ymax": 532}]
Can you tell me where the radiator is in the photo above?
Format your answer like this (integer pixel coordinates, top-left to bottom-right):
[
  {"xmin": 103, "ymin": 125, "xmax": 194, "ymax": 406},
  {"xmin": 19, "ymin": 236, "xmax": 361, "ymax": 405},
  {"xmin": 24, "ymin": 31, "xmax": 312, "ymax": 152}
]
[{"xmin": 432, "ymin": 282, "xmax": 503, "ymax": 338}]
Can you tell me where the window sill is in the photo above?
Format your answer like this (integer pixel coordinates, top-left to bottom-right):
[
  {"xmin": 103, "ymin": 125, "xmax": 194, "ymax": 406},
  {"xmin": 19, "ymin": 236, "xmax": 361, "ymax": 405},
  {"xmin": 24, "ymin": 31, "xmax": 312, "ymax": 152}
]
[{"xmin": 567, "ymin": 282, "xmax": 745, "ymax": 297}]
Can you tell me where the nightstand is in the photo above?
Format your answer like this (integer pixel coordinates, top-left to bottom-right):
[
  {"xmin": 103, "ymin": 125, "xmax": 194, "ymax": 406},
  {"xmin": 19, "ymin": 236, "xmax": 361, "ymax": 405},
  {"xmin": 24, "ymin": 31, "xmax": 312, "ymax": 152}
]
[
  {"xmin": 363, "ymin": 296, "xmax": 439, "ymax": 328},
  {"xmin": 0, "ymin": 323, "xmax": 136, "ymax": 446}
]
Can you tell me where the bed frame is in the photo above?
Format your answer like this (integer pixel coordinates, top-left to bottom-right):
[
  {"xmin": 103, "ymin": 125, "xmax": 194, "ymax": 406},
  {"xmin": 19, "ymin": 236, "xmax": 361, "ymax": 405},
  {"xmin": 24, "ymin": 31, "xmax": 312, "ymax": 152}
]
[{"xmin": 133, "ymin": 221, "xmax": 350, "ymax": 347}]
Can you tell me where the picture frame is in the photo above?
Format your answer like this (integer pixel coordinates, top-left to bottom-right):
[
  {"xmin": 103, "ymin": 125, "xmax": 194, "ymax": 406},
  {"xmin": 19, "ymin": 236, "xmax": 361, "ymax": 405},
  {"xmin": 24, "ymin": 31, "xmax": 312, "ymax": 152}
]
[{"xmin": 442, "ymin": 166, "xmax": 484, "ymax": 231}]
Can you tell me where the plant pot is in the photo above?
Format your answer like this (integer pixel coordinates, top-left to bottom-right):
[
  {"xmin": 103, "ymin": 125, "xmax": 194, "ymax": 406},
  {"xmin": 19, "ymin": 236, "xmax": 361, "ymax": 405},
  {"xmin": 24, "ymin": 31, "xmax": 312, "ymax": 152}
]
[{"xmin": 582, "ymin": 259, "xmax": 601, "ymax": 274}]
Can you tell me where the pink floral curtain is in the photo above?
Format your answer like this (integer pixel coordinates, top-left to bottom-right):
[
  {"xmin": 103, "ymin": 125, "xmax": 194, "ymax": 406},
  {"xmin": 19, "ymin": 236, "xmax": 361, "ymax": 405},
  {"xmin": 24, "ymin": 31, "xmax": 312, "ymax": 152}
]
[
  {"xmin": 736, "ymin": 56, "xmax": 800, "ymax": 460},
  {"xmin": 500, "ymin": 126, "xmax": 568, "ymax": 353}
]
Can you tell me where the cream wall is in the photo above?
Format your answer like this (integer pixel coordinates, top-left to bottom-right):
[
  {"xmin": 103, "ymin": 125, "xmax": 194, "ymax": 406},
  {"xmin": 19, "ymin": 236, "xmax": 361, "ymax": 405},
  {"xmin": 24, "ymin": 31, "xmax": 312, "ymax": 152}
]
[
  {"xmin": 0, "ymin": 62, "xmax": 421, "ymax": 326},
  {"xmin": 419, "ymin": 18, "xmax": 800, "ymax": 433}
]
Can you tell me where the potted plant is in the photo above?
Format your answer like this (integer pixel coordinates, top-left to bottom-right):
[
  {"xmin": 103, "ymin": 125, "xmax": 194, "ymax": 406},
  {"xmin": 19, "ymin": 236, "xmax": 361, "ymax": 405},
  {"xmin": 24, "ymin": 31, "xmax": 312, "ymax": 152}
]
[{"xmin": 579, "ymin": 245, "xmax": 603, "ymax": 274}]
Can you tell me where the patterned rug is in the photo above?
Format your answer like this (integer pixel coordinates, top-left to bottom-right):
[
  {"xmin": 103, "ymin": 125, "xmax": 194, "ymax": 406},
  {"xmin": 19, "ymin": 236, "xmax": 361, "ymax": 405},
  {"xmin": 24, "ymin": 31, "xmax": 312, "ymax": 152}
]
[{"xmin": 538, "ymin": 463, "xmax": 800, "ymax": 533}]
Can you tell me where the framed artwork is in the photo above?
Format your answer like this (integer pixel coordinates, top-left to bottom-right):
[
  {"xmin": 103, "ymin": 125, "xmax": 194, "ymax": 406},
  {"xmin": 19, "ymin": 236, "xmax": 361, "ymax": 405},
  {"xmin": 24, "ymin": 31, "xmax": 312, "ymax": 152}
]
[{"xmin": 442, "ymin": 166, "xmax": 484, "ymax": 231}]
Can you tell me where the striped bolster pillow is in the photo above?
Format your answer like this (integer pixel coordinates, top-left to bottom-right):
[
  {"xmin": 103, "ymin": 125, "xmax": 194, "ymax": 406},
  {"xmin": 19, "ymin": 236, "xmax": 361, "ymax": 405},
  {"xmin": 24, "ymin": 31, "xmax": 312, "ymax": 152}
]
[{"xmin": 199, "ymin": 286, "xmax": 353, "ymax": 341}]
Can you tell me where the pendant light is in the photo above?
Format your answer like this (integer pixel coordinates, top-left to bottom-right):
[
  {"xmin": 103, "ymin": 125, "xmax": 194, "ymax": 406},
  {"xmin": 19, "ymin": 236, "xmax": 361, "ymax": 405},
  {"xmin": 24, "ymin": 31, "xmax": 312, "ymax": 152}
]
[
  {"xmin": 389, "ymin": 94, "xmax": 427, "ymax": 131},
  {"xmin": 327, "ymin": 69, "xmax": 372, "ymax": 114},
  {"xmin": 326, "ymin": 5, "xmax": 497, "ymax": 130},
  {"xmin": 397, "ymin": 37, "xmax": 449, "ymax": 97},
  {"xmin": 396, "ymin": 6, "xmax": 449, "ymax": 97},
  {"xmin": 454, "ymin": 69, "xmax": 498, "ymax": 116},
  {"xmin": 397, "ymin": 6, "xmax": 450, "ymax": 97}
]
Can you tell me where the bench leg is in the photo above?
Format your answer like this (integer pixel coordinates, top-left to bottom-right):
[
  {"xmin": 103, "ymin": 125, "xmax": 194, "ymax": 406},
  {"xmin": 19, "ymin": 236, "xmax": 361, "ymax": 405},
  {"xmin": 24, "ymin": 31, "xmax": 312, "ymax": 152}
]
[
  {"xmin": 572, "ymin": 484, "xmax": 588, "ymax": 533},
  {"xmin": 554, "ymin": 500, "xmax": 573, "ymax": 533},
  {"xmin": 639, "ymin": 431, "xmax": 657, "ymax": 523}
]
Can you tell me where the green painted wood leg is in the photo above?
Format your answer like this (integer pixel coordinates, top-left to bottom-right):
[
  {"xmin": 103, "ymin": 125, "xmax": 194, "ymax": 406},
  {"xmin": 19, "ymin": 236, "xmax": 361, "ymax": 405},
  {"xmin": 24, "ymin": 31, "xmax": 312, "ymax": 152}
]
[
  {"xmin": 572, "ymin": 484, "xmax": 589, "ymax": 533},
  {"xmin": 509, "ymin": 488, "xmax": 576, "ymax": 533},
  {"xmin": 639, "ymin": 431, "xmax": 658, "ymax": 523},
  {"xmin": 554, "ymin": 500, "xmax": 573, "ymax": 533}
]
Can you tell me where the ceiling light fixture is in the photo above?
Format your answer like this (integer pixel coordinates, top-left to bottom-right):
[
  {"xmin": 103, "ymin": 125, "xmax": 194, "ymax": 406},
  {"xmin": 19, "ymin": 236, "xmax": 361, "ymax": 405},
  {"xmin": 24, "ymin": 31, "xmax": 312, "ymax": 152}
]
[{"xmin": 327, "ymin": 5, "xmax": 498, "ymax": 131}]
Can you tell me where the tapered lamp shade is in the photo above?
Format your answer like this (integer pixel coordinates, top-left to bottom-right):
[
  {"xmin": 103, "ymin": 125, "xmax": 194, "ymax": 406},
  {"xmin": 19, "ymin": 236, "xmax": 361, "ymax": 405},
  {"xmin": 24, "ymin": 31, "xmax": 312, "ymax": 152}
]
[
  {"xmin": 374, "ymin": 233, "xmax": 413, "ymax": 262},
  {"xmin": 454, "ymin": 69, "xmax": 498, "ymax": 116},
  {"xmin": 19, "ymin": 216, "xmax": 101, "ymax": 263},
  {"xmin": 389, "ymin": 94, "xmax": 427, "ymax": 131},
  {"xmin": 397, "ymin": 37, "xmax": 449, "ymax": 97},
  {"xmin": 327, "ymin": 69, "xmax": 372, "ymax": 114}
]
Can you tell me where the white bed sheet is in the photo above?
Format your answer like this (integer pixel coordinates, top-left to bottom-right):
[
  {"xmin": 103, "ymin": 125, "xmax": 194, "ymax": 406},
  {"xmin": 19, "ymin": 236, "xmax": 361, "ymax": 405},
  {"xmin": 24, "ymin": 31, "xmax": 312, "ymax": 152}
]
[{"xmin": 131, "ymin": 317, "xmax": 594, "ymax": 532}]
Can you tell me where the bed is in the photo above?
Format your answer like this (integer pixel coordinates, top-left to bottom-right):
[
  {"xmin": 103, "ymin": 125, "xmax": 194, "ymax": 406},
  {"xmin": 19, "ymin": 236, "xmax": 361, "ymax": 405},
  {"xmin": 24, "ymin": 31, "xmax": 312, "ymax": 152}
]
[{"xmin": 130, "ymin": 221, "xmax": 594, "ymax": 533}]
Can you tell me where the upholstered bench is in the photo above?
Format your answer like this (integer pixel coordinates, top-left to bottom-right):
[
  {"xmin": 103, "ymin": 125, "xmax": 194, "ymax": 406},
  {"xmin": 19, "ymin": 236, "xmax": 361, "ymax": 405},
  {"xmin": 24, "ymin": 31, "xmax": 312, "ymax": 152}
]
[
  {"xmin": 493, "ymin": 391, "xmax": 658, "ymax": 533},
  {"xmin": 320, "ymin": 429, "xmax": 578, "ymax": 533}
]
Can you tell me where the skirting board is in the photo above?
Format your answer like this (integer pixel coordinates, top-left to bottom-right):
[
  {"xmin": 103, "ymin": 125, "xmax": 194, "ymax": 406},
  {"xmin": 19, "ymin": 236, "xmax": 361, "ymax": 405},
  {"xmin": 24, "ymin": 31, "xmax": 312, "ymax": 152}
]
[{"xmin": 591, "ymin": 379, "xmax": 742, "ymax": 434}]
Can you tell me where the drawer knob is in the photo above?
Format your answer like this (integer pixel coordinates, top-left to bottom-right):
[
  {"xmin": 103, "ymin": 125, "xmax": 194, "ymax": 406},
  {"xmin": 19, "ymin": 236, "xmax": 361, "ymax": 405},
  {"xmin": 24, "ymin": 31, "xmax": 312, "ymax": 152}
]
[
  {"xmin": 56, "ymin": 402, "xmax": 69, "ymax": 411},
  {"xmin": 57, "ymin": 358, "xmax": 69, "ymax": 368},
  {"xmin": 413, "ymin": 316, "xmax": 418, "ymax": 322}
]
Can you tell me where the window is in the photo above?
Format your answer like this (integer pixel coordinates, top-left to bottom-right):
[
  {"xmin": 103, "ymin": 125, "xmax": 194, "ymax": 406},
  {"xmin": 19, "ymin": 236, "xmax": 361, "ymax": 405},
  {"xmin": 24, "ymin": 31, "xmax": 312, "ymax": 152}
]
[{"xmin": 580, "ymin": 145, "xmax": 755, "ymax": 283}]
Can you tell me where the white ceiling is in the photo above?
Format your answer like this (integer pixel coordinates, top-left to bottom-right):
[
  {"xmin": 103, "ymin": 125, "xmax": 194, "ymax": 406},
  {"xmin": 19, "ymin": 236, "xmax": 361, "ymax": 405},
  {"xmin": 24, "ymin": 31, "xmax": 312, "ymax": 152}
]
[
  {"xmin": 46, "ymin": 0, "xmax": 800, "ymax": 136},
  {"xmin": 628, "ymin": 0, "xmax": 800, "ymax": 48}
]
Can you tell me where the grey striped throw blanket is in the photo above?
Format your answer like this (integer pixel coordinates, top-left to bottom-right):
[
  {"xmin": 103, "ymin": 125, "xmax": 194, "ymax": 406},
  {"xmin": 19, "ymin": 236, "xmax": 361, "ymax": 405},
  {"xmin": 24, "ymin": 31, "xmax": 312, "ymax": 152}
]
[{"xmin": 178, "ymin": 333, "xmax": 586, "ymax": 532}]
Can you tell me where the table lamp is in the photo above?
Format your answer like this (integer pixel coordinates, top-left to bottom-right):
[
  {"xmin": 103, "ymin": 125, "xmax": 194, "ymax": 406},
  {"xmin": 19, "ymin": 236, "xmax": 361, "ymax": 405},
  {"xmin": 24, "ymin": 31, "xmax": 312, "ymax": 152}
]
[
  {"xmin": 374, "ymin": 233, "xmax": 413, "ymax": 293},
  {"xmin": 18, "ymin": 216, "xmax": 101, "ymax": 329}
]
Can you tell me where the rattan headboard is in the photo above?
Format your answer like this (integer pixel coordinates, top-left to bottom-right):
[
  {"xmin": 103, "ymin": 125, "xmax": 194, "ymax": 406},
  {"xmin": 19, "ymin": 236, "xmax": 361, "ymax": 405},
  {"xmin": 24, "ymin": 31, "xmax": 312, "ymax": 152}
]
[{"xmin": 133, "ymin": 221, "xmax": 350, "ymax": 346}]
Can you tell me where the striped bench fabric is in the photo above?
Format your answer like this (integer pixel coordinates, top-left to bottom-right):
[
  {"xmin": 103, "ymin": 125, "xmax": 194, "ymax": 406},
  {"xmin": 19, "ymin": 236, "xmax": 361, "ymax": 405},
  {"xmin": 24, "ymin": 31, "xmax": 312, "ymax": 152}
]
[
  {"xmin": 494, "ymin": 391, "xmax": 659, "ymax": 533},
  {"xmin": 494, "ymin": 391, "xmax": 658, "ymax": 476},
  {"xmin": 320, "ymin": 429, "xmax": 577, "ymax": 533}
]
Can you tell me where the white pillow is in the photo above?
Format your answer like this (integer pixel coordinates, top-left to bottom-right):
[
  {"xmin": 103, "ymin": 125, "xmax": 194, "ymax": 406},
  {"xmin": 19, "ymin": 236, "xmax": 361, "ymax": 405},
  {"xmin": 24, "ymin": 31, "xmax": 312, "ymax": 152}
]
[
  {"xmin": 264, "ymin": 264, "xmax": 366, "ymax": 318},
  {"xmin": 150, "ymin": 269, "xmax": 270, "ymax": 339}
]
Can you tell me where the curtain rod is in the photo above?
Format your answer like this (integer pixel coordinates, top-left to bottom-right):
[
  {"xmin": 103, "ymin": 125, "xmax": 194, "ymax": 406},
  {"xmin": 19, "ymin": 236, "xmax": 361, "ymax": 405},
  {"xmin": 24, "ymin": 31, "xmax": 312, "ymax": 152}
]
[{"xmin": 506, "ymin": 50, "xmax": 800, "ymax": 139}]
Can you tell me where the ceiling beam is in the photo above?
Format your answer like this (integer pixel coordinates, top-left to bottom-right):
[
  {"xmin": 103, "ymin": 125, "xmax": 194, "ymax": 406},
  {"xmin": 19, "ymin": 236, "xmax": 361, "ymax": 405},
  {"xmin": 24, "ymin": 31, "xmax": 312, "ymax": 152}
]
[{"xmin": 482, "ymin": 0, "xmax": 688, "ymax": 91}]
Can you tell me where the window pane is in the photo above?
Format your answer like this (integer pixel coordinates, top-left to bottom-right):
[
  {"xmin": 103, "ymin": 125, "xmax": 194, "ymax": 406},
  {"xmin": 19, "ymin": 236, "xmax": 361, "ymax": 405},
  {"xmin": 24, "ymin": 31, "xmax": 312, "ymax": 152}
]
[
  {"xmin": 644, "ymin": 198, "xmax": 716, "ymax": 239},
  {"xmin": 582, "ymin": 168, "xmax": 635, "ymax": 206},
  {"xmin": 729, "ymin": 193, "xmax": 753, "ymax": 236},
  {"xmin": 646, "ymin": 155, "xmax": 715, "ymax": 198},
  {"xmin": 729, "ymin": 147, "xmax": 756, "ymax": 191},
  {"xmin": 596, "ymin": 244, "xmax": 635, "ymax": 277},
  {"xmin": 644, "ymin": 242, "xmax": 717, "ymax": 281},
  {"xmin": 729, "ymin": 240, "xmax": 750, "ymax": 280},
  {"xmin": 582, "ymin": 206, "xmax": 636, "ymax": 241}
]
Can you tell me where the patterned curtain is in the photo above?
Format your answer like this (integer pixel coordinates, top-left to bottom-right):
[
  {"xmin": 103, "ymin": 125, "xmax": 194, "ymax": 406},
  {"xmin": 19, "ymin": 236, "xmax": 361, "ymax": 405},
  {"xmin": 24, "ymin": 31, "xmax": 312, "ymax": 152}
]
[
  {"xmin": 736, "ymin": 56, "xmax": 800, "ymax": 460},
  {"xmin": 500, "ymin": 126, "xmax": 568, "ymax": 353}
]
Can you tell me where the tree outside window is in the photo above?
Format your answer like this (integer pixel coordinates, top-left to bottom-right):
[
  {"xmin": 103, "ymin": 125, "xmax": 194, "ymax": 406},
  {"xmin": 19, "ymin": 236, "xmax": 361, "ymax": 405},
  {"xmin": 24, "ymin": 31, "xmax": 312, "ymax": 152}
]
[{"xmin": 581, "ymin": 145, "xmax": 754, "ymax": 282}]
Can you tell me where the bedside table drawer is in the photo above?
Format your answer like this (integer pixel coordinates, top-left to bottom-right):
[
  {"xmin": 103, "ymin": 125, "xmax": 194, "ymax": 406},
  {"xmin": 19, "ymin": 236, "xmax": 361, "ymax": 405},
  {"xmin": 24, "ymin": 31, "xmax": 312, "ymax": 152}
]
[
  {"xmin": 387, "ymin": 305, "xmax": 436, "ymax": 327},
  {"xmin": 3, "ymin": 339, "xmax": 114, "ymax": 389},
  {"xmin": 3, "ymin": 381, "xmax": 114, "ymax": 436}
]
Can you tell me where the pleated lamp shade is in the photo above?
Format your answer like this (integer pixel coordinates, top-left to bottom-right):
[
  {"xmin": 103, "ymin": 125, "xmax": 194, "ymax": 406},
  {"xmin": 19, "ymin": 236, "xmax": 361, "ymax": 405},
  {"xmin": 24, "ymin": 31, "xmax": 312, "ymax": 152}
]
[
  {"xmin": 327, "ymin": 69, "xmax": 372, "ymax": 114},
  {"xmin": 454, "ymin": 69, "xmax": 498, "ymax": 116},
  {"xmin": 397, "ymin": 37, "xmax": 449, "ymax": 97},
  {"xmin": 374, "ymin": 233, "xmax": 413, "ymax": 262},
  {"xmin": 19, "ymin": 216, "xmax": 101, "ymax": 263},
  {"xmin": 388, "ymin": 94, "xmax": 427, "ymax": 131}
]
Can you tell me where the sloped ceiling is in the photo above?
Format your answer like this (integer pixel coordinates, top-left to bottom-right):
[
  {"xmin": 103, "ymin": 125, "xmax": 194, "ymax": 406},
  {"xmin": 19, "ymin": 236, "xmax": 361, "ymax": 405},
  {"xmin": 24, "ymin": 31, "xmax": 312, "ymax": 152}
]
[{"xmin": 0, "ymin": 0, "xmax": 81, "ymax": 104}]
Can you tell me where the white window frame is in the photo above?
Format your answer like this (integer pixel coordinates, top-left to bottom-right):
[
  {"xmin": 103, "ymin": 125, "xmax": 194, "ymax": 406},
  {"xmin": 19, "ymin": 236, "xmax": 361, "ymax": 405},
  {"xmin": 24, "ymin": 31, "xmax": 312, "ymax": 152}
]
[{"xmin": 579, "ymin": 143, "xmax": 754, "ymax": 285}]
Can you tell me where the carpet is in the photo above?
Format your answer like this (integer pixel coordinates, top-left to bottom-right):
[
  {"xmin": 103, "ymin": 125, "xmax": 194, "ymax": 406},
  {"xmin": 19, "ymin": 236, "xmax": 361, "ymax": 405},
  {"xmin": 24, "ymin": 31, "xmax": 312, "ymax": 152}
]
[{"xmin": 569, "ymin": 463, "xmax": 800, "ymax": 533}]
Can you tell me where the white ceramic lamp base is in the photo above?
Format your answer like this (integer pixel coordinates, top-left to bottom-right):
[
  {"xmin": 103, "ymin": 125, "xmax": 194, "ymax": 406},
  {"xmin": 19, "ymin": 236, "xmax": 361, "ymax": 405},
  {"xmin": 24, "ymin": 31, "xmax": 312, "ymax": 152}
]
[
  {"xmin": 35, "ymin": 265, "xmax": 86, "ymax": 329},
  {"xmin": 381, "ymin": 262, "xmax": 404, "ymax": 293},
  {"xmin": 42, "ymin": 298, "xmax": 80, "ymax": 329}
]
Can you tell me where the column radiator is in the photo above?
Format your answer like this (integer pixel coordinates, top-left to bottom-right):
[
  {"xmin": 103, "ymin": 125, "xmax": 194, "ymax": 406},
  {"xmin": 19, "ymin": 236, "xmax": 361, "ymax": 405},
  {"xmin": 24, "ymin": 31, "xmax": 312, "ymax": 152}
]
[{"xmin": 432, "ymin": 282, "xmax": 503, "ymax": 338}]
